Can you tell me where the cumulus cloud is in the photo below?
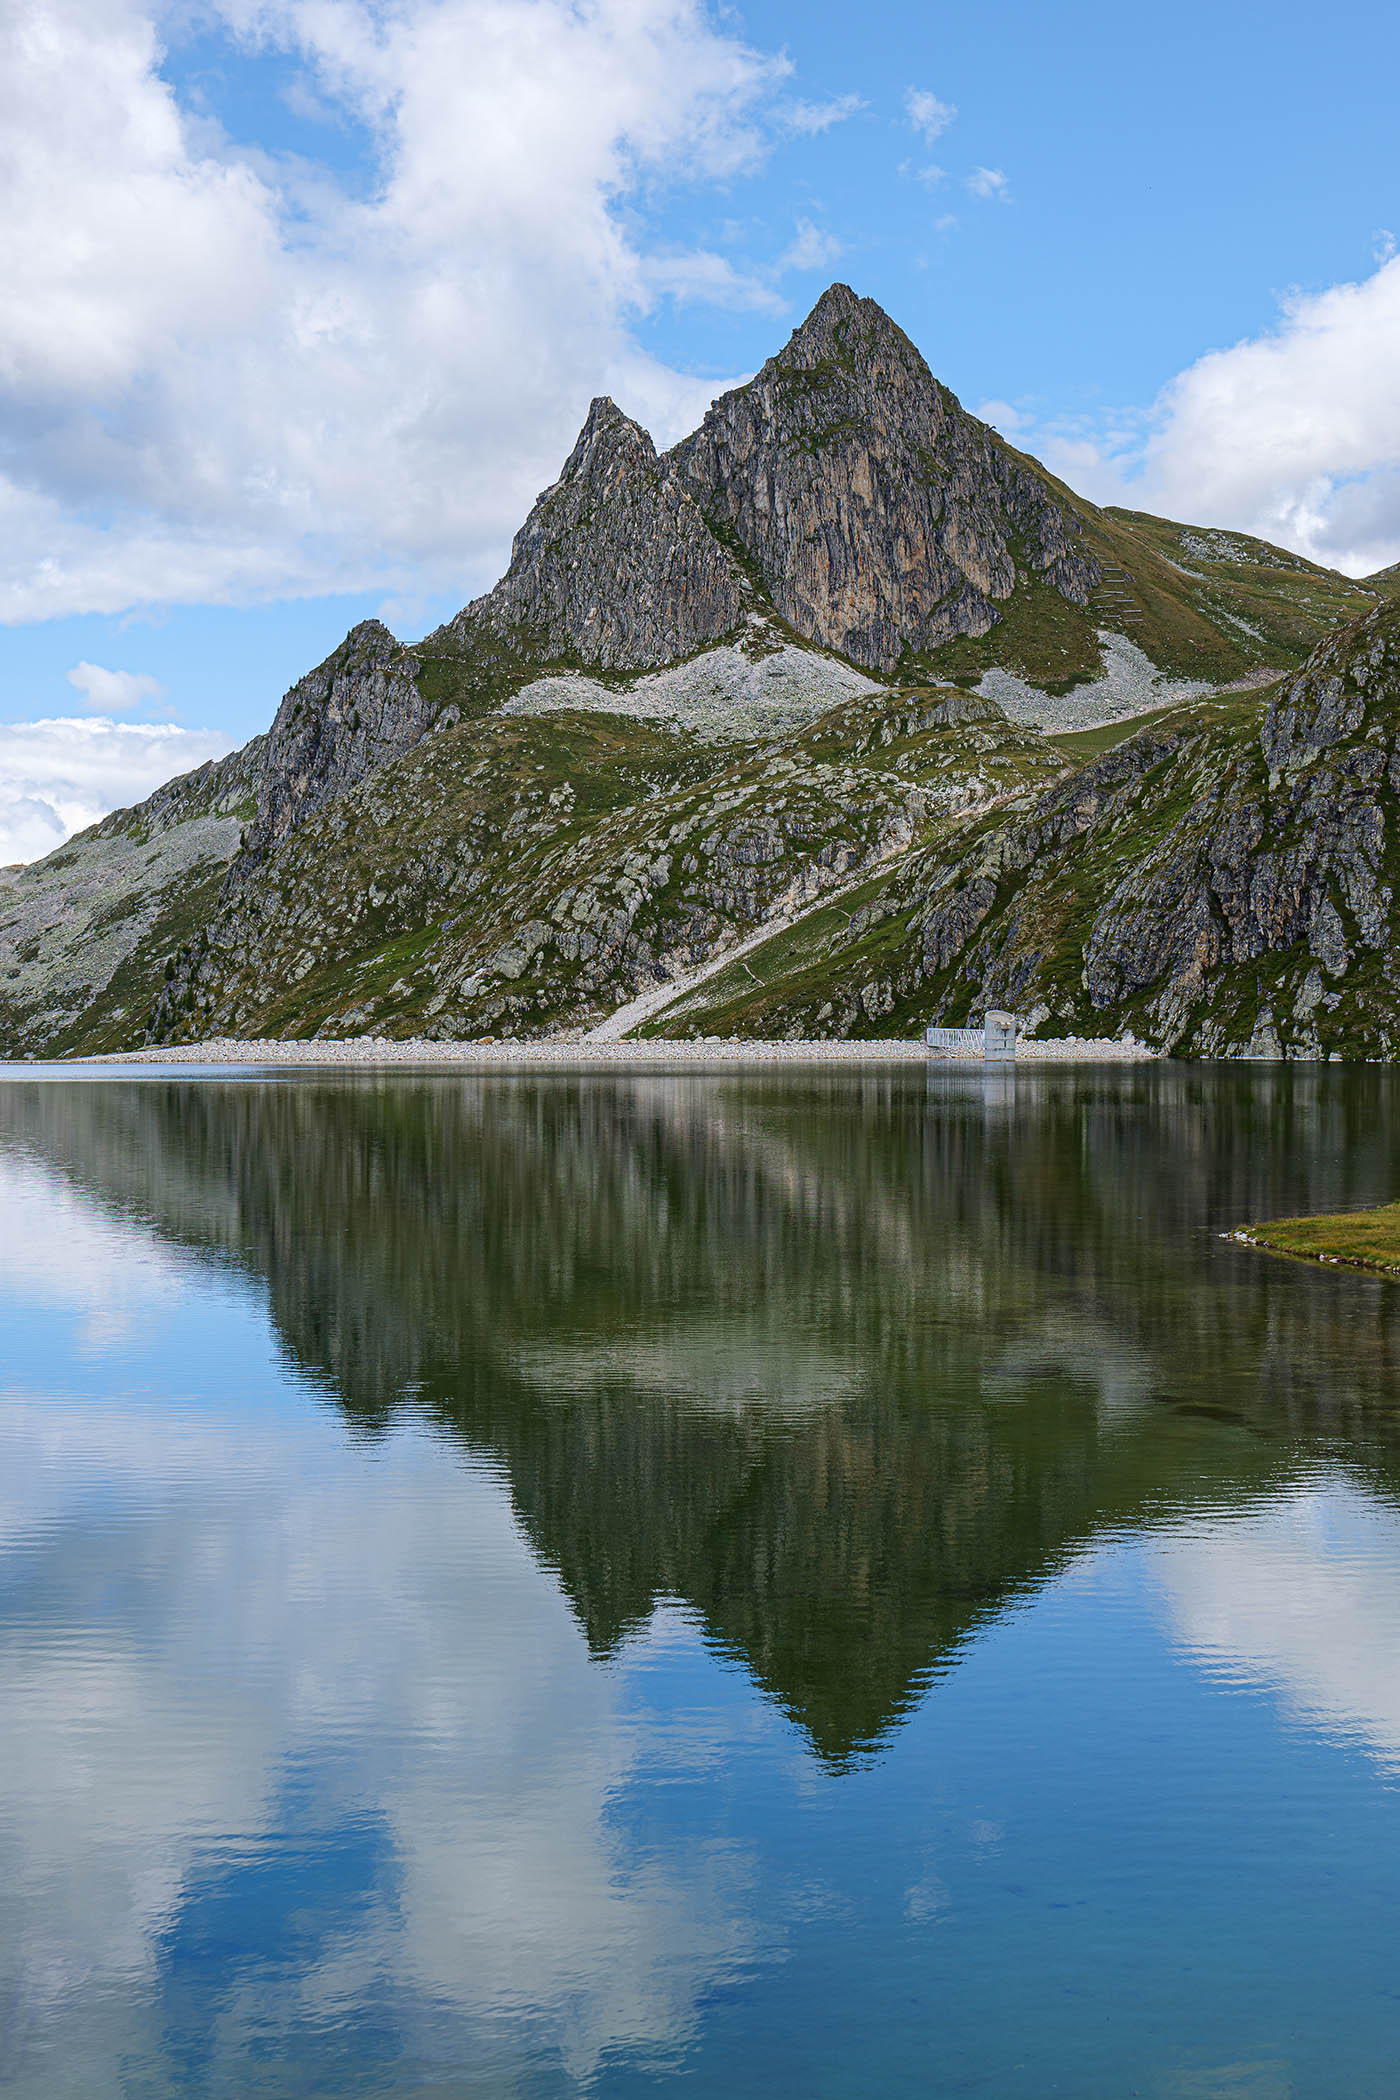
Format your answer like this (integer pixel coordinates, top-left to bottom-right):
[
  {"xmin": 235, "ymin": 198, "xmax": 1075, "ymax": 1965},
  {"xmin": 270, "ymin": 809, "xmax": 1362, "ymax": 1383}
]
[
  {"xmin": 0, "ymin": 0, "xmax": 803, "ymax": 622},
  {"xmin": 0, "ymin": 719, "xmax": 232, "ymax": 865},
  {"xmin": 65, "ymin": 661, "xmax": 166, "ymax": 712},
  {"xmin": 976, "ymin": 399, "xmax": 1028, "ymax": 434},
  {"xmin": 1037, "ymin": 254, "xmax": 1400, "ymax": 577},
  {"xmin": 777, "ymin": 217, "xmax": 844, "ymax": 273},
  {"xmin": 1133, "ymin": 255, "xmax": 1400, "ymax": 574},
  {"xmin": 966, "ymin": 165, "xmax": 1009, "ymax": 200},
  {"xmin": 905, "ymin": 87, "xmax": 956, "ymax": 143},
  {"xmin": 643, "ymin": 251, "xmax": 785, "ymax": 312}
]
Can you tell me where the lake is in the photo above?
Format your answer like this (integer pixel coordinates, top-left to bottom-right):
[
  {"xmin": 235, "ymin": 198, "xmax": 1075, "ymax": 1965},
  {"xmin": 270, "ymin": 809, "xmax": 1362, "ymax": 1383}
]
[{"xmin": 2, "ymin": 1061, "xmax": 1399, "ymax": 2098}]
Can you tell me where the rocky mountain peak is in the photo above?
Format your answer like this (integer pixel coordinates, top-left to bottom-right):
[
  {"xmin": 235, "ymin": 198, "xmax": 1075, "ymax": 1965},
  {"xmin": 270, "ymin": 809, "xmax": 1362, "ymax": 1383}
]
[
  {"xmin": 241, "ymin": 618, "xmax": 434, "ymax": 867},
  {"xmin": 773, "ymin": 279, "xmax": 910, "ymax": 369},
  {"xmin": 668, "ymin": 283, "xmax": 1099, "ymax": 672},
  {"xmin": 557, "ymin": 394, "xmax": 652, "ymax": 480},
  {"xmin": 433, "ymin": 393, "xmax": 750, "ymax": 673}
]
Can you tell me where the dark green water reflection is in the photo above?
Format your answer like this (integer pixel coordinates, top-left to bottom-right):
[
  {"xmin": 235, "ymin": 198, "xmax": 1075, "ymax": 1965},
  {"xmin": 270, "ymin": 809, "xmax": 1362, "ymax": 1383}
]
[{"xmin": 2, "ymin": 1063, "xmax": 1400, "ymax": 2095}]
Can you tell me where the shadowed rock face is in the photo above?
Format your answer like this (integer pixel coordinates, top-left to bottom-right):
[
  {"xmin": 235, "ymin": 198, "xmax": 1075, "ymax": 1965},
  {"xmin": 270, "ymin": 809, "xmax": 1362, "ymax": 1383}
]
[
  {"xmin": 670, "ymin": 283, "xmax": 1099, "ymax": 671},
  {"xmin": 436, "ymin": 397, "xmax": 751, "ymax": 672},
  {"xmin": 242, "ymin": 619, "xmax": 437, "ymax": 864}
]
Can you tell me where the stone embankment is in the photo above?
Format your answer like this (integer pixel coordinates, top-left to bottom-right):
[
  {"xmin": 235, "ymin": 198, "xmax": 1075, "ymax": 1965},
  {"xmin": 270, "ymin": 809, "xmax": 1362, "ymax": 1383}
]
[{"xmin": 65, "ymin": 1034, "xmax": 1162, "ymax": 1068}]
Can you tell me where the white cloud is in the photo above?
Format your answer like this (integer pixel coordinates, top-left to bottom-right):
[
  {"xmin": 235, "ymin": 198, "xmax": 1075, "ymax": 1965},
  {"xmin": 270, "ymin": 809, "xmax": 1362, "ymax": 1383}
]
[
  {"xmin": 65, "ymin": 661, "xmax": 165, "ymax": 712},
  {"xmin": 1045, "ymin": 253, "xmax": 1400, "ymax": 577},
  {"xmin": 0, "ymin": 0, "xmax": 800, "ymax": 622},
  {"xmin": 966, "ymin": 165, "xmax": 1009, "ymax": 200},
  {"xmin": 776, "ymin": 217, "xmax": 843, "ymax": 274},
  {"xmin": 905, "ymin": 87, "xmax": 956, "ymax": 143},
  {"xmin": 976, "ymin": 399, "xmax": 1028, "ymax": 434},
  {"xmin": 783, "ymin": 92, "xmax": 863, "ymax": 135},
  {"xmin": 0, "ymin": 718, "xmax": 232, "ymax": 865},
  {"xmin": 1136, "ymin": 255, "xmax": 1400, "ymax": 574},
  {"xmin": 915, "ymin": 162, "xmax": 946, "ymax": 187},
  {"xmin": 0, "ymin": 1153, "xmax": 192, "ymax": 1360},
  {"xmin": 643, "ymin": 250, "xmax": 785, "ymax": 313}
]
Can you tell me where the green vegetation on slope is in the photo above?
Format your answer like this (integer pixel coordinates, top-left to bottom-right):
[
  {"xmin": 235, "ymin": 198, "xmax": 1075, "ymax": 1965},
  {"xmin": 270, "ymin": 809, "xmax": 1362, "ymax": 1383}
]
[
  {"xmin": 896, "ymin": 471, "xmax": 1374, "ymax": 697},
  {"xmin": 644, "ymin": 601, "xmax": 1400, "ymax": 1057},
  {"xmin": 150, "ymin": 689, "xmax": 1065, "ymax": 1046}
]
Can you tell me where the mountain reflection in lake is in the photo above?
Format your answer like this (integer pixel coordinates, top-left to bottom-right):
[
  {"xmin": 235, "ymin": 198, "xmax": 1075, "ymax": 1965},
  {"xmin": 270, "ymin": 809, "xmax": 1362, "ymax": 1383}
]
[{"xmin": 2, "ymin": 1063, "xmax": 1400, "ymax": 2098}]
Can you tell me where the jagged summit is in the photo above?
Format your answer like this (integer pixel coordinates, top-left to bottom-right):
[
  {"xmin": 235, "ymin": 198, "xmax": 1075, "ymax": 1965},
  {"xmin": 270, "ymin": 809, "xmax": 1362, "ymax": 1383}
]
[
  {"xmin": 419, "ymin": 283, "xmax": 1366, "ymax": 689},
  {"xmin": 667, "ymin": 282, "xmax": 1100, "ymax": 672},
  {"xmin": 779, "ymin": 277, "xmax": 866, "ymax": 342},
  {"xmin": 431, "ymin": 389, "xmax": 749, "ymax": 671},
  {"xmin": 438, "ymin": 281, "xmax": 1102, "ymax": 678}
]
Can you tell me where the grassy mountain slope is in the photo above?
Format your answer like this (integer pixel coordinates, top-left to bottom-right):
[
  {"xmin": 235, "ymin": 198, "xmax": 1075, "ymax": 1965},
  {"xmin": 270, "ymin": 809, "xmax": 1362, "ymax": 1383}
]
[
  {"xmin": 149, "ymin": 692, "xmax": 1065, "ymax": 1044},
  {"xmin": 0, "ymin": 742, "xmax": 264, "ymax": 1059},
  {"xmin": 650, "ymin": 599, "xmax": 1400, "ymax": 1059}
]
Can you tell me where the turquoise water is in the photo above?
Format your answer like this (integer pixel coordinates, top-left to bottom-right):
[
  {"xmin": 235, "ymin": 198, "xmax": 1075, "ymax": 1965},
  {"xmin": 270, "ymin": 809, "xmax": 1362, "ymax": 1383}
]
[{"xmin": 1, "ymin": 1063, "xmax": 1399, "ymax": 2097}]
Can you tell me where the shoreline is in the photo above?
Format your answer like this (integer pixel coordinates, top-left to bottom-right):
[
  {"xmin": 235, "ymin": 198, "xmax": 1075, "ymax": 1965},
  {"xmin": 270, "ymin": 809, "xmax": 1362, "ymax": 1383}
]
[
  {"xmin": 1225, "ymin": 1204, "xmax": 1400, "ymax": 1277},
  {"xmin": 46, "ymin": 1033, "xmax": 1165, "ymax": 1069}
]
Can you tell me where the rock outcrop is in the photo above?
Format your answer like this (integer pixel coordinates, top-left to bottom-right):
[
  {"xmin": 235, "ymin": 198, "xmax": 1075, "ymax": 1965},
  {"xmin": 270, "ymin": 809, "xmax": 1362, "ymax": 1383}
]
[
  {"xmin": 433, "ymin": 396, "xmax": 750, "ymax": 671},
  {"xmin": 239, "ymin": 619, "xmax": 435, "ymax": 866},
  {"xmin": 670, "ymin": 283, "xmax": 1099, "ymax": 670},
  {"xmin": 667, "ymin": 599, "xmax": 1400, "ymax": 1059}
]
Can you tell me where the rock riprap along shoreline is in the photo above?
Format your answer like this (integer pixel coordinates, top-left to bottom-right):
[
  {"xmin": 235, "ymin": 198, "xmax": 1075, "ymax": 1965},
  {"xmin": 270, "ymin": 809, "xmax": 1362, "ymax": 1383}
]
[{"xmin": 0, "ymin": 283, "xmax": 1393, "ymax": 1062}]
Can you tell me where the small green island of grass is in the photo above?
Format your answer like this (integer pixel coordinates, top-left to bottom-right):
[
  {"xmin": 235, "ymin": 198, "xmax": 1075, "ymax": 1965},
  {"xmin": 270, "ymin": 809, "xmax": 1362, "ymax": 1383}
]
[{"xmin": 1228, "ymin": 1202, "xmax": 1400, "ymax": 1274}]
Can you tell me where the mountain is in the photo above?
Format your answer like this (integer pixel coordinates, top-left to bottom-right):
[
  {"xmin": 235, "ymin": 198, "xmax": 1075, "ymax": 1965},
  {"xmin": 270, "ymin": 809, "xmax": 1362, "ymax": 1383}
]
[
  {"xmin": 650, "ymin": 596, "xmax": 1400, "ymax": 1059},
  {"xmin": 0, "ymin": 283, "xmax": 1391, "ymax": 1059}
]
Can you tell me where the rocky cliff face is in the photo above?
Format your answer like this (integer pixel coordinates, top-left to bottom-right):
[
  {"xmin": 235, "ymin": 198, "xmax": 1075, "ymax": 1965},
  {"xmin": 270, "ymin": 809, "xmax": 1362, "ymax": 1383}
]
[
  {"xmin": 433, "ymin": 396, "xmax": 751, "ymax": 671},
  {"xmin": 239, "ymin": 619, "xmax": 435, "ymax": 867},
  {"xmin": 664, "ymin": 600, "xmax": 1400, "ymax": 1059},
  {"xmin": 670, "ymin": 283, "xmax": 1100, "ymax": 671}
]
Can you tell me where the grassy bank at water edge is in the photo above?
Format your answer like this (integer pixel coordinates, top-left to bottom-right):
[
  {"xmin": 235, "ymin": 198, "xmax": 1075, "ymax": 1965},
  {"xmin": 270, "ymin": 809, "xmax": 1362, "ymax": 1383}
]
[{"xmin": 1230, "ymin": 1203, "xmax": 1400, "ymax": 1274}]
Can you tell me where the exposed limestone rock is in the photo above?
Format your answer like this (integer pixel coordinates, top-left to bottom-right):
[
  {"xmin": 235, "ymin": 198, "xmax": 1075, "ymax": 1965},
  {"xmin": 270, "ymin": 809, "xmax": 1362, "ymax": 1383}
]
[
  {"xmin": 977, "ymin": 630, "xmax": 1216, "ymax": 732},
  {"xmin": 501, "ymin": 617, "xmax": 881, "ymax": 740},
  {"xmin": 433, "ymin": 396, "xmax": 750, "ymax": 671},
  {"xmin": 669, "ymin": 283, "xmax": 1099, "ymax": 671},
  {"xmin": 241, "ymin": 620, "xmax": 435, "ymax": 867}
]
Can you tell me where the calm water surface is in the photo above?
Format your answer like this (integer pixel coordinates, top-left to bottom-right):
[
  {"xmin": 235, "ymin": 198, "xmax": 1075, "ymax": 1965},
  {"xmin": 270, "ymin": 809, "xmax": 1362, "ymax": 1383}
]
[{"xmin": 2, "ymin": 1063, "xmax": 1399, "ymax": 2098}]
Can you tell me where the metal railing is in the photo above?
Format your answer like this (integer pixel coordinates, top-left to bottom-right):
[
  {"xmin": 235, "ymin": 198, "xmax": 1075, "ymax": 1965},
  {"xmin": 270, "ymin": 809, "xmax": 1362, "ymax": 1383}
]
[{"xmin": 925, "ymin": 1012, "xmax": 1018, "ymax": 1060}]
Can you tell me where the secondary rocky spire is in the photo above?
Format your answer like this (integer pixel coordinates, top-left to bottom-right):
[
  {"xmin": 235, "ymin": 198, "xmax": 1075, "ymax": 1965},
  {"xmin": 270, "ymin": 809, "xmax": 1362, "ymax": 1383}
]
[{"xmin": 438, "ymin": 394, "xmax": 749, "ymax": 670}]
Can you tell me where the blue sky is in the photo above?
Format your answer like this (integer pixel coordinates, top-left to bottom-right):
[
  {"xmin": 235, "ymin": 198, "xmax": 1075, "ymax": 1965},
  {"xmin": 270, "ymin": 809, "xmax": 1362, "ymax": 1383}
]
[{"xmin": 1, "ymin": 0, "xmax": 1397, "ymax": 857}]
